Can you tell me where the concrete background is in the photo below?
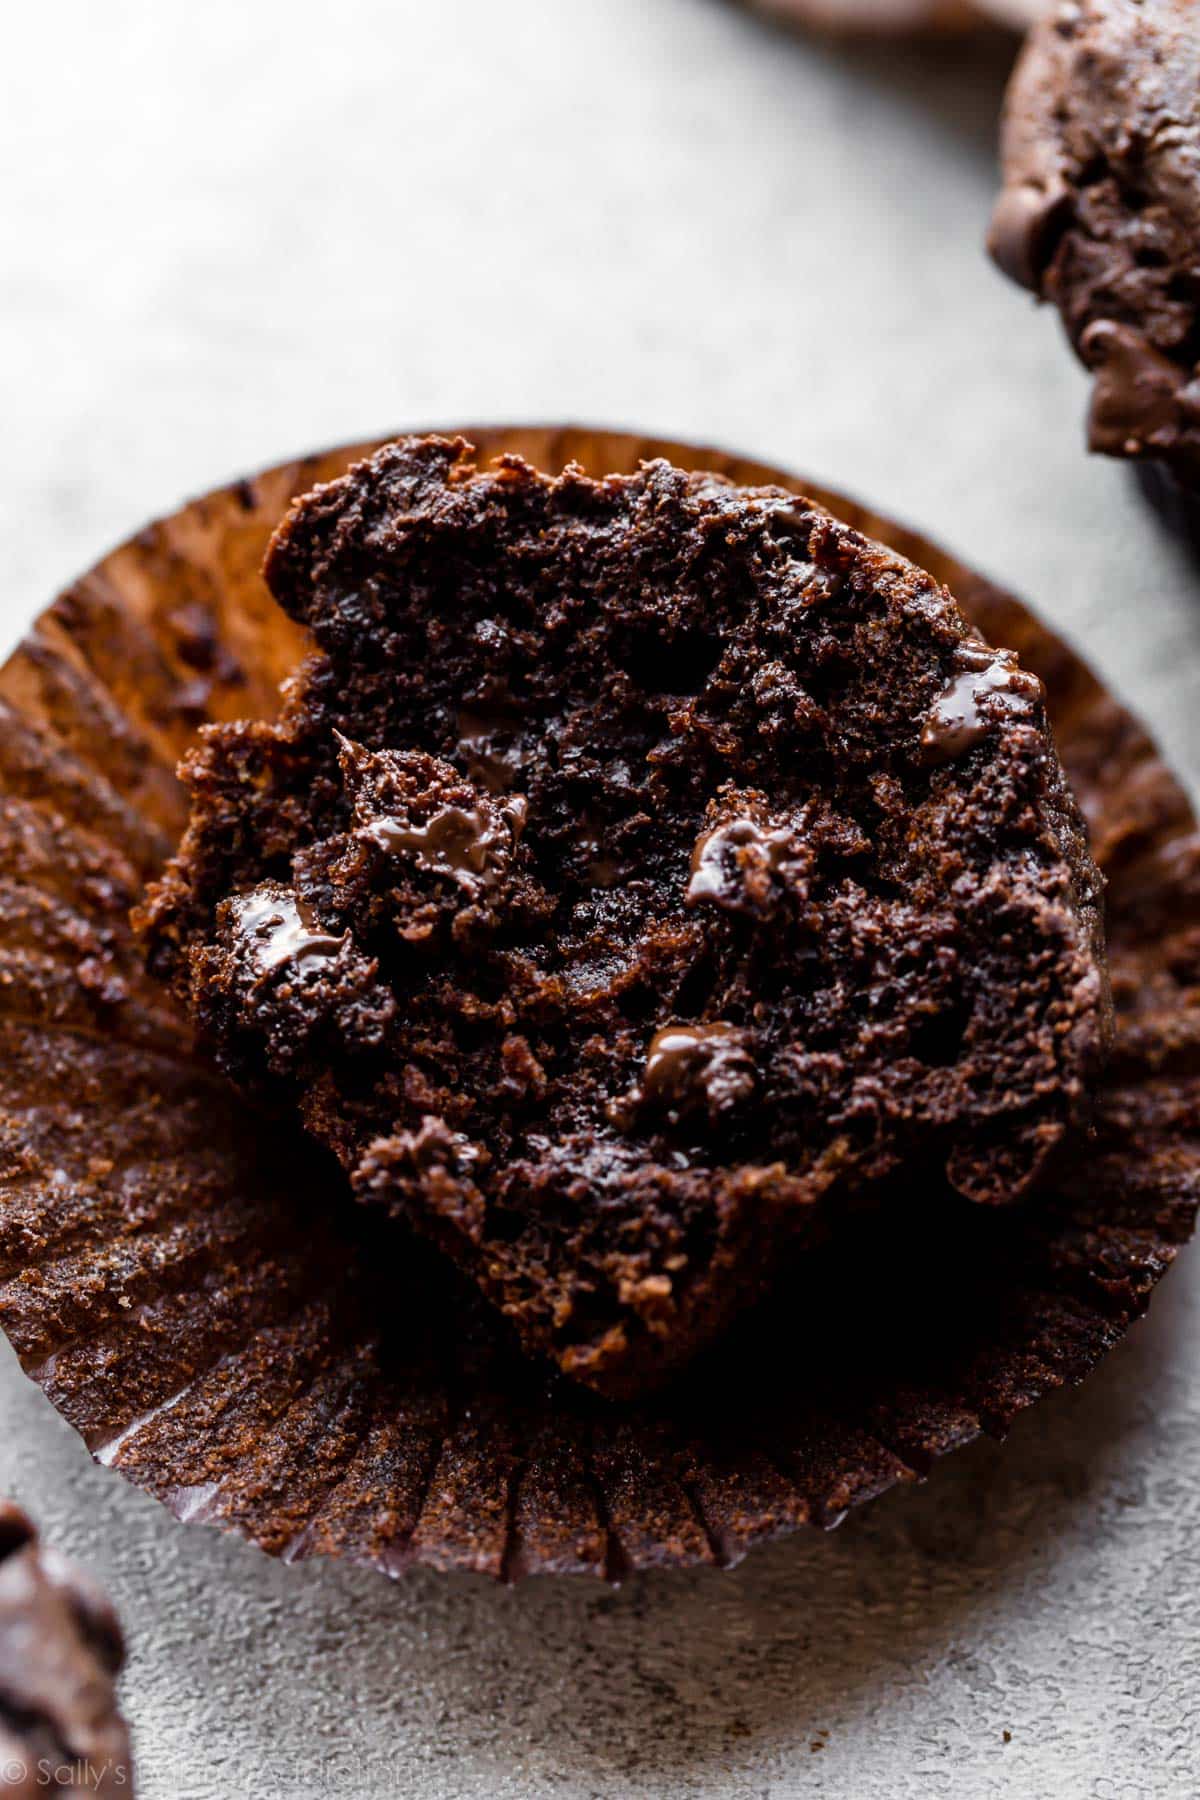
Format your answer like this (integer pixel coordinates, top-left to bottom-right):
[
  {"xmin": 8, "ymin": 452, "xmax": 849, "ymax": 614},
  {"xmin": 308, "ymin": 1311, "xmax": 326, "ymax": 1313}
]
[{"xmin": 4, "ymin": 2, "xmax": 1200, "ymax": 1795}]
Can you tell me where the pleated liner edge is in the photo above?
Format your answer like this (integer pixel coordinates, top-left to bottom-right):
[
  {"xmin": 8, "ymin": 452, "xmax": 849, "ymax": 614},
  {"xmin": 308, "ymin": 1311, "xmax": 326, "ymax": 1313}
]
[{"xmin": 0, "ymin": 425, "xmax": 1195, "ymax": 1581}]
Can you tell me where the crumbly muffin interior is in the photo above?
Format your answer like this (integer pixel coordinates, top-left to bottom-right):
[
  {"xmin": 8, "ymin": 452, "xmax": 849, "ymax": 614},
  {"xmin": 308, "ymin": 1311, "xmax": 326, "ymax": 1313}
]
[{"xmin": 139, "ymin": 437, "xmax": 1107, "ymax": 1396}]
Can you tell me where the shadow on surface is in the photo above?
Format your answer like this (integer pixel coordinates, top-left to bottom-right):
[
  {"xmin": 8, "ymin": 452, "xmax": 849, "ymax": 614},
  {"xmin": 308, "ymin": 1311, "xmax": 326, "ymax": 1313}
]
[
  {"xmin": 728, "ymin": 0, "xmax": 1018, "ymax": 166},
  {"xmin": 830, "ymin": 29, "xmax": 1017, "ymax": 159},
  {"xmin": 1133, "ymin": 461, "xmax": 1200, "ymax": 568},
  {"xmin": 238, "ymin": 1243, "xmax": 1194, "ymax": 1794}
]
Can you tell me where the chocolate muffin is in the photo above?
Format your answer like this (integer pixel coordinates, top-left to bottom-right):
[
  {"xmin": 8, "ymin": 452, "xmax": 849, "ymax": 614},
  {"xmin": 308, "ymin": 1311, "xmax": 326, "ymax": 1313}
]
[
  {"xmin": 748, "ymin": 0, "xmax": 1040, "ymax": 34},
  {"xmin": 0, "ymin": 1505, "xmax": 132, "ymax": 1796},
  {"xmin": 749, "ymin": 0, "xmax": 974, "ymax": 32},
  {"xmin": 138, "ymin": 437, "xmax": 1108, "ymax": 1400},
  {"xmin": 989, "ymin": 0, "xmax": 1200, "ymax": 486}
]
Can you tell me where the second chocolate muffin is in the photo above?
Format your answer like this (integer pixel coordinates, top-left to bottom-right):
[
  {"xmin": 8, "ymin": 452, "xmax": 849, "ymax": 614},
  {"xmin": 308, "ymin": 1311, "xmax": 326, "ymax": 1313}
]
[
  {"xmin": 0, "ymin": 1505, "xmax": 132, "ymax": 1797},
  {"xmin": 138, "ymin": 437, "xmax": 1108, "ymax": 1399},
  {"xmin": 989, "ymin": 0, "xmax": 1200, "ymax": 486}
]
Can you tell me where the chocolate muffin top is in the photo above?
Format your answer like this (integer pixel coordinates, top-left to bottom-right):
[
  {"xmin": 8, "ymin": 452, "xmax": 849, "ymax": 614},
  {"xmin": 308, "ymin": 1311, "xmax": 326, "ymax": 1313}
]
[
  {"xmin": 989, "ymin": 0, "xmax": 1200, "ymax": 484},
  {"xmin": 139, "ymin": 437, "xmax": 1108, "ymax": 1398},
  {"xmin": 0, "ymin": 1505, "xmax": 132, "ymax": 1797}
]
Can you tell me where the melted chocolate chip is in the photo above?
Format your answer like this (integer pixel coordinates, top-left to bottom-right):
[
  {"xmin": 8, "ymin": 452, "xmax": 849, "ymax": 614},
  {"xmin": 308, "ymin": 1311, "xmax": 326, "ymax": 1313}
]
[
  {"xmin": 363, "ymin": 795, "xmax": 526, "ymax": 892},
  {"xmin": 229, "ymin": 885, "xmax": 348, "ymax": 978},
  {"xmin": 687, "ymin": 816, "xmax": 801, "ymax": 914},
  {"xmin": 1082, "ymin": 319, "xmax": 1192, "ymax": 459},
  {"xmin": 987, "ymin": 180, "xmax": 1074, "ymax": 292},
  {"xmin": 920, "ymin": 647, "xmax": 1043, "ymax": 763},
  {"xmin": 637, "ymin": 1022, "xmax": 756, "ymax": 1123}
]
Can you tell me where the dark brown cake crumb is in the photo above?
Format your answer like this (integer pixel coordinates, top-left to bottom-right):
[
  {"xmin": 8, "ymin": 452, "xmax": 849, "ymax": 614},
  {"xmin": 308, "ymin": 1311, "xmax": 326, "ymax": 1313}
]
[
  {"xmin": 138, "ymin": 436, "xmax": 1108, "ymax": 1398},
  {"xmin": 0, "ymin": 1503, "xmax": 133, "ymax": 1796}
]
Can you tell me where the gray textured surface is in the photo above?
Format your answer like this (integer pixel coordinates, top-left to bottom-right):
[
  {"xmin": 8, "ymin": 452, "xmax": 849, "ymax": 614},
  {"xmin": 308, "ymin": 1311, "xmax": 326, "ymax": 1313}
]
[{"xmin": 3, "ymin": 2, "xmax": 1200, "ymax": 1796}]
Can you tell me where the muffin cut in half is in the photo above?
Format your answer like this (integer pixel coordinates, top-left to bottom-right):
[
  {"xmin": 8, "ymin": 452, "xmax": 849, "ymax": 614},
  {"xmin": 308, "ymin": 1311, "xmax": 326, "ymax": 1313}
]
[{"xmin": 138, "ymin": 436, "xmax": 1108, "ymax": 1399}]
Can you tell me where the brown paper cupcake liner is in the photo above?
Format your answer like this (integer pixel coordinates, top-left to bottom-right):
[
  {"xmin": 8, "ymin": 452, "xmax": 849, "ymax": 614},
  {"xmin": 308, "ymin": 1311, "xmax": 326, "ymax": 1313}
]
[{"xmin": 0, "ymin": 426, "xmax": 1196, "ymax": 1581}]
